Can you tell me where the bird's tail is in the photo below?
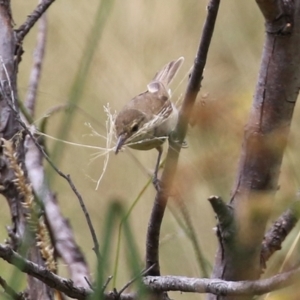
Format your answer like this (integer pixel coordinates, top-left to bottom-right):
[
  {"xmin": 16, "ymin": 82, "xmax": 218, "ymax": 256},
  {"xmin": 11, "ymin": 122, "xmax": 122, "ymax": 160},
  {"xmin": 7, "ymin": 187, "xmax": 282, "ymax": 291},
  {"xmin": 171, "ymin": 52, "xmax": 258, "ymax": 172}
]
[{"xmin": 152, "ymin": 57, "xmax": 184, "ymax": 87}]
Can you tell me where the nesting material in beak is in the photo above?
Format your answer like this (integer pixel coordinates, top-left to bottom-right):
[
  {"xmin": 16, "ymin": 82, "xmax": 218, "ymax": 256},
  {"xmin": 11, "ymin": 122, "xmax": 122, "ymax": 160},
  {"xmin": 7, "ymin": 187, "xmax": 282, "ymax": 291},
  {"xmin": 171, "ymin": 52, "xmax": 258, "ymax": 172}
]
[{"xmin": 115, "ymin": 135, "xmax": 126, "ymax": 154}]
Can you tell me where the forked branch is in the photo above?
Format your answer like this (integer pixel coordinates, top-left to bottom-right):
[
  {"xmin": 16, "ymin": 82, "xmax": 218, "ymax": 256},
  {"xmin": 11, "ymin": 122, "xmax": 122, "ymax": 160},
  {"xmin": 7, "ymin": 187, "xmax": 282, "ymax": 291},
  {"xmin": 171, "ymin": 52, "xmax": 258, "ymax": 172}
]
[
  {"xmin": 16, "ymin": 0, "xmax": 56, "ymax": 44},
  {"xmin": 210, "ymin": 0, "xmax": 300, "ymax": 296}
]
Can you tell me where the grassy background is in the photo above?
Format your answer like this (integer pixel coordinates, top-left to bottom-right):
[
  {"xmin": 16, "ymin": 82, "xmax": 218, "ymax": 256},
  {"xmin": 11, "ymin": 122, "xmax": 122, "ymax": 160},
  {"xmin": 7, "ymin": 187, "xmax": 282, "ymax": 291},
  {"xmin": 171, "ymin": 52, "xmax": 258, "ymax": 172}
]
[{"xmin": 0, "ymin": 1, "xmax": 300, "ymax": 299}]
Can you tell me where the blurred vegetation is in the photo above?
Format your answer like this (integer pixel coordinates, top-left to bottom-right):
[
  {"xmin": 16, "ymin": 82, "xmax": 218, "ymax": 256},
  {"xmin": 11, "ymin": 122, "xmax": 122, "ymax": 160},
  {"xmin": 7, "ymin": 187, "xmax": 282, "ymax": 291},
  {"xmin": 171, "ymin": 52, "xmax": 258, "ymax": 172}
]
[{"xmin": 0, "ymin": 1, "xmax": 299, "ymax": 299}]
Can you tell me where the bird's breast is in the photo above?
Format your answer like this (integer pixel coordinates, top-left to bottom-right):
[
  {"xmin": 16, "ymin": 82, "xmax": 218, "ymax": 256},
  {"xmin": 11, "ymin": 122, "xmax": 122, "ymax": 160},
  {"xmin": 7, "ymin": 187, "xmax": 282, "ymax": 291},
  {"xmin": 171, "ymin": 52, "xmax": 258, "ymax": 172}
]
[
  {"xmin": 154, "ymin": 104, "xmax": 178, "ymax": 137},
  {"xmin": 127, "ymin": 104, "xmax": 178, "ymax": 151}
]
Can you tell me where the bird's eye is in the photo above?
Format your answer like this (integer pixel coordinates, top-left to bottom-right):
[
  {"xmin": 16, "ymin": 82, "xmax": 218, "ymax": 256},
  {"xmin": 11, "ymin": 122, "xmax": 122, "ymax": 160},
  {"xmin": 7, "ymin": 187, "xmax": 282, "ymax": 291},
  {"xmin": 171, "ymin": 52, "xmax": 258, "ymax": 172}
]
[{"xmin": 131, "ymin": 124, "xmax": 139, "ymax": 132}]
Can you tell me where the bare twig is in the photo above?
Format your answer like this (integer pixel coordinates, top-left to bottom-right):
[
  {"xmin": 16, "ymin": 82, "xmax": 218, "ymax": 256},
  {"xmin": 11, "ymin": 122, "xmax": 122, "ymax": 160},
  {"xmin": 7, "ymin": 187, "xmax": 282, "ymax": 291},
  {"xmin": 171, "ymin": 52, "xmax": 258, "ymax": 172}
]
[
  {"xmin": 24, "ymin": 0, "xmax": 47, "ymax": 117},
  {"xmin": 146, "ymin": 0, "xmax": 221, "ymax": 276},
  {"xmin": 25, "ymin": 132, "xmax": 91, "ymax": 287},
  {"xmin": 5, "ymin": 96, "xmax": 100, "ymax": 260},
  {"xmin": 118, "ymin": 265, "xmax": 155, "ymax": 296},
  {"xmin": 261, "ymin": 201, "xmax": 300, "ymax": 269},
  {"xmin": 1, "ymin": 47, "xmax": 100, "ymax": 260},
  {"xmin": 20, "ymin": 1, "xmax": 91, "ymax": 286},
  {"xmin": 0, "ymin": 244, "xmax": 92, "ymax": 300},
  {"xmin": 0, "ymin": 275, "xmax": 24, "ymax": 300},
  {"xmin": 1, "ymin": 243, "xmax": 300, "ymax": 299},
  {"xmin": 102, "ymin": 276, "xmax": 113, "ymax": 292},
  {"xmin": 16, "ymin": 0, "xmax": 56, "ymax": 44},
  {"xmin": 65, "ymin": 173, "xmax": 100, "ymax": 258},
  {"xmin": 29, "ymin": 124, "xmax": 100, "ymax": 259},
  {"xmin": 144, "ymin": 269, "xmax": 300, "ymax": 296}
]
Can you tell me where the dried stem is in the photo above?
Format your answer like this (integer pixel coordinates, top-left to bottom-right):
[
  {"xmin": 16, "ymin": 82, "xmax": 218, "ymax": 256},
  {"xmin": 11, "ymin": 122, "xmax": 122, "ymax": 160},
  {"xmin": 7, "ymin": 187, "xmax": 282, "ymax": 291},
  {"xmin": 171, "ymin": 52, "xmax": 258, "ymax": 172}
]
[
  {"xmin": 16, "ymin": 0, "xmax": 56, "ymax": 44},
  {"xmin": 24, "ymin": 0, "xmax": 47, "ymax": 117}
]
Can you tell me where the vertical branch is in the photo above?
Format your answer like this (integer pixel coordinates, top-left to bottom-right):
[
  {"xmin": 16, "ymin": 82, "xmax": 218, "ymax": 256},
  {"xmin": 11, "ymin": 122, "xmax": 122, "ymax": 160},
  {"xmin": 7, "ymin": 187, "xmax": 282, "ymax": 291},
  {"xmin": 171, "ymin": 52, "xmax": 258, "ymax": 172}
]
[
  {"xmin": 210, "ymin": 1, "xmax": 300, "ymax": 299},
  {"xmin": 24, "ymin": 0, "xmax": 47, "ymax": 117},
  {"xmin": 0, "ymin": 0, "xmax": 25, "ymax": 249},
  {"xmin": 146, "ymin": 0, "xmax": 221, "ymax": 276},
  {"xmin": 0, "ymin": 1, "xmax": 53, "ymax": 299},
  {"xmin": 22, "ymin": 2, "xmax": 92, "ymax": 288},
  {"xmin": 25, "ymin": 136, "xmax": 92, "ymax": 288}
]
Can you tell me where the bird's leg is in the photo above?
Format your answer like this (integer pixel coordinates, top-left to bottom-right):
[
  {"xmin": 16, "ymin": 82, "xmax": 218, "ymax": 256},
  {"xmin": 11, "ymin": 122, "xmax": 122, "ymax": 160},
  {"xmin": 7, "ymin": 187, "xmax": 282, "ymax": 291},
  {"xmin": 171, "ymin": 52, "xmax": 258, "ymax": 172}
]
[{"xmin": 153, "ymin": 145, "xmax": 163, "ymax": 191}]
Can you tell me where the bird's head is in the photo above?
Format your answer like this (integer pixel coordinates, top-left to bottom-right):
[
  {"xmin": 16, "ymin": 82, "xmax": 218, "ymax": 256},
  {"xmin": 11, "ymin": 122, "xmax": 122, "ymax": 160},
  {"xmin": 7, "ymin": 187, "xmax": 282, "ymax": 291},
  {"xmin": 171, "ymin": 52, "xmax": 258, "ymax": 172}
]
[{"xmin": 114, "ymin": 109, "xmax": 147, "ymax": 154}]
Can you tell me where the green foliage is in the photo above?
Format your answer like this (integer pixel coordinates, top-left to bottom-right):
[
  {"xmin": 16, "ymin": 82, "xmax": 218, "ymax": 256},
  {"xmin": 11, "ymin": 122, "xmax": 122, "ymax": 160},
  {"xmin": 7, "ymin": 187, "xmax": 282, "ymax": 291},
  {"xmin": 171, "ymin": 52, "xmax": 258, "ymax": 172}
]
[{"xmin": 94, "ymin": 201, "xmax": 143, "ymax": 299}]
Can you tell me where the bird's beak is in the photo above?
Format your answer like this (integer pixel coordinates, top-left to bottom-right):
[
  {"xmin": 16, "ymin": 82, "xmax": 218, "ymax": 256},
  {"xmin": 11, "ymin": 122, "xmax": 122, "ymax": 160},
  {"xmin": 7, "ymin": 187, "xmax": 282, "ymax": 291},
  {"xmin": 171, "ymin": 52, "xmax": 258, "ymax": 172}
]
[{"xmin": 115, "ymin": 135, "xmax": 126, "ymax": 154}]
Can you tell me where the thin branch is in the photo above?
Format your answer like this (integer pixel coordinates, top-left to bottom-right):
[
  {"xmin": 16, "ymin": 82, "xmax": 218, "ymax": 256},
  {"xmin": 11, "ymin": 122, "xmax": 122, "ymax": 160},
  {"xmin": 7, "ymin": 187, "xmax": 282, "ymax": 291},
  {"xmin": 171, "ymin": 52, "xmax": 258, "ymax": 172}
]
[
  {"xmin": 66, "ymin": 173, "xmax": 100, "ymax": 258},
  {"xmin": 1, "ymin": 49, "xmax": 100, "ymax": 260},
  {"xmin": 24, "ymin": 0, "xmax": 47, "ymax": 117},
  {"xmin": 5, "ymin": 96, "xmax": 100, "ymax": 260},
  {"xmin": 102, "ymin": 276, "xmax": 113, "ymax": 292},
  {"xmin": 0, "ymin": 244, "xmax": 91, "ymax": 300},
  {"xmin": 144, "ymin": 268, "xmax": 300, "ymax": 296},
  {"xmin": 1, "ymin": 243, "xmax": 300, "ymax": 299},
  {"xmin": 25, "ymin": 133, "xmax": 92, "ymax": 287},
  {"xmin": 16, "ymin": 0, "xmax": 56, "ymax": 44},
  {"xmin": 118, "ymin": 265, "xmax": 155, "ymax": 296},
  {"xmin": 261, "ymin": 200, "xmax": 300, "ymax": 269},
  {"xmin": 146, "ymin": 0, "xmax": 221, "ymax": 276},
  {"xmin": 28, "ymin": 124, "xmax": 100, "ymax": 259},
  {"xmin": 20, "ymin": 3, "xmax": 91, "ymax": 286},
  {"xmin": 0, "ymin": 276, "xmax": 25, "ymax": 300}
]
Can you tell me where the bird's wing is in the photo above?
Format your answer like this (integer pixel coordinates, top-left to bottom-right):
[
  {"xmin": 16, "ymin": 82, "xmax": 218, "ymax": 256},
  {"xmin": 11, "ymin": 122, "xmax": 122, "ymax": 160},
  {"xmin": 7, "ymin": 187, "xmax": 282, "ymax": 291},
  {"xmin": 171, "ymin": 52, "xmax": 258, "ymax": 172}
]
[
  {"xmin": 125, "ymin": 88, "xmax": 172, "ymax": 117},
  {"xmin": 152, "ymin": 56, "xmax": 184, "ymax": 87}
]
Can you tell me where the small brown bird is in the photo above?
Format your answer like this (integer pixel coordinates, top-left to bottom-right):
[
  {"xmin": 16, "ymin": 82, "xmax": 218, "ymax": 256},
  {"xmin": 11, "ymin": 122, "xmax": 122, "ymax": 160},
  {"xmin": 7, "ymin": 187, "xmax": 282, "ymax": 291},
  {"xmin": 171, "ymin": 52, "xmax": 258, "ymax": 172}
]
[{"xmin": 114, "ymin": 57, "xmax": 184, "ymax": 188}]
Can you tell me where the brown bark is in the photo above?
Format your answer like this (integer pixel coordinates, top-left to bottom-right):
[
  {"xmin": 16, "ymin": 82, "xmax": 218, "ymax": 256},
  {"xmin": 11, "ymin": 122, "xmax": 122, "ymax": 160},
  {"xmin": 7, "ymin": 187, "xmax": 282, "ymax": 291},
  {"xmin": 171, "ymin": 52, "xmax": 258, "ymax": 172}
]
[
  {"xmin": 209, "ymin": 1, "xmax": 300, "ymax": 299},
  {"xmin": 0, "ymin": 1, "xmax": 53, "ymax": 299}
]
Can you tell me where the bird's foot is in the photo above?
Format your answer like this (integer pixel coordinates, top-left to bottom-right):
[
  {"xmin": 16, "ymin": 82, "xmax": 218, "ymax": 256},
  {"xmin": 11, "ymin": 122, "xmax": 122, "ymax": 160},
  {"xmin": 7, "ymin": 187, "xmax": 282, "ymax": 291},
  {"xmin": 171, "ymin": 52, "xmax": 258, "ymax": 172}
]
[
  {"xmin": 152, "ymin": 176, "xmax": 173, "ymax": 197},
  {"xmin": 169, "ymin": 132, "xmax": 188, "ymax": 148},
  {"xmin": 152, "ymin": 175, "xmax": 162, "ymax": 192},
  {"xmin": 180, "ymin": 139, "xmax": 188, "ymax": 148}
]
